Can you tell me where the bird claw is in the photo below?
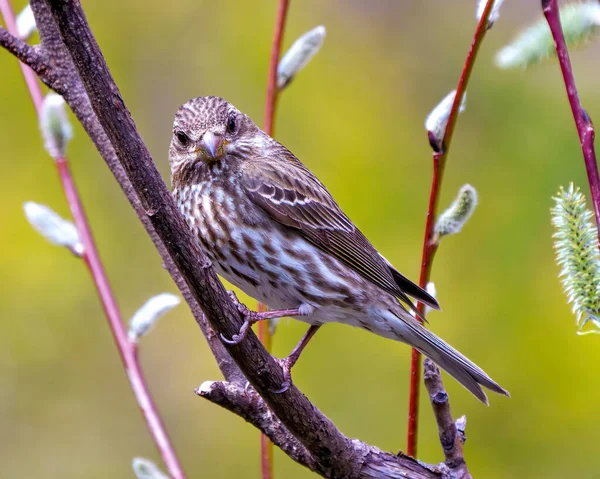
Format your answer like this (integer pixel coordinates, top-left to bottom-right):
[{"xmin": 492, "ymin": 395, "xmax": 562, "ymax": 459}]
[
  {"xmin": 219, "ymin": 331, "xmax": 245, "ymax": 345},
  {"xmin": 270, "ymin": 357, "xmax": 293, "ymax": 394},
  {"xmin": 220, "ymin": 291, "xmax": 257, "ymax": 345}
]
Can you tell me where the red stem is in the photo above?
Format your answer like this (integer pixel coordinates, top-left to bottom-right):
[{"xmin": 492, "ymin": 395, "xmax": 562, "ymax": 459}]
[
  {"xmin": 542, "ymin": 0, "xmax": 599, "ymax": 243},
  {"xmin": 1, "ymin": 2, "xmax": 186, "ymax": 477},
  {"xmin": 406, "ymin": 0, "xmax": 495, "ymax": 458},
  {"xmin": 259, "ymin": 2, "xmax": 290, "ymax": 477},
  {"xmin": 0, "ymin": 0, "xmax": 43, "ymax": 111},
  {"xmin": 263, "ymin": 0, "xmax": 289, "ymax": 137}
]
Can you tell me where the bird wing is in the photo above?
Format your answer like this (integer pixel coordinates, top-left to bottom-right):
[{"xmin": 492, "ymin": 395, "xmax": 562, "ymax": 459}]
[{"xmin": 241, "ymin": 153, "xmax": 439, "ymax": 311}]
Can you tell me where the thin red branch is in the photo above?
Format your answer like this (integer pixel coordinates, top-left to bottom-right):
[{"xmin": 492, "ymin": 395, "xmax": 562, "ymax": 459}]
[
  {"xmin": 0, "ymin": 0, "xmax": 43, "ymax": 110},
  {"xmin": 262, "ymin": 0, "xmax": 289, "ymax": 137},
  {"xmin": 542, "ymin": 0, "xmax": 599, "ymax": 243},
  {"xmin": 406, "ymin": 0, "xmax": 495, "ymax": 458},
  {"xmin": 57, "ymin": 157, "xmax": 186, "ymax": 479},
  {"xmin": 0, "ymin": 2, "xmax": 185, "ymax": 477},
  {"xmin": 259, "ymin": 1, "xmax": 290, "ymax": 477}
]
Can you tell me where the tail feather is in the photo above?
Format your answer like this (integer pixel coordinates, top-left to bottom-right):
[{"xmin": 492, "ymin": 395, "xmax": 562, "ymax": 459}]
[{"xmin": 402, "ymin": 319, "xmax": 509, "ymax": 404}]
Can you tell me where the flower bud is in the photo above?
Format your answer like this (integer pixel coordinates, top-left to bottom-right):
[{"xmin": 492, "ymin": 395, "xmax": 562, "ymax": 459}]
[
  {"xmin": 476, "ymin": 0, "xmax": 504, "ymax": 28},
  {"xmin": 277, "ymin": 26, "xmax": 326, "ymax": 90},
  {"xmin": 128, "ymin": 293, "xmax": 180, "ymax": 343},
  {"xmin": 40, "ymin": 93, "xmax": 73, "ymax": 159},
  {"xmin": 425, "ymin": 90, "xmax": 466, "ymax": 152},
  {"xmin": 132, "ymin": 458, "xmax": 168, "ymax": 479},
  {"xmin": 434, "ymin": 184, "xmax": 478, "ymax": 240},
  {"xmin": 496, "ymin": 2, "xmax": 600, "ymax": 69},
  {"xmin": 24, "ymin": 202, "xmax": 83, "ymax": 256}
]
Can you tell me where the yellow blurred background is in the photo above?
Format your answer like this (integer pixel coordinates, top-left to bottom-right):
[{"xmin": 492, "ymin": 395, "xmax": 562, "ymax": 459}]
[{"xmin": 2, "ymin": 1, "xmax": 600, "ymax": 477}]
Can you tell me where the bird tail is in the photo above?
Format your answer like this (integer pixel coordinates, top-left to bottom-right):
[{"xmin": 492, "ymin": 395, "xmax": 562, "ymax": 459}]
[{"xmin": 397, "ymin": 316, "xmax": 509, "ymax": 404}]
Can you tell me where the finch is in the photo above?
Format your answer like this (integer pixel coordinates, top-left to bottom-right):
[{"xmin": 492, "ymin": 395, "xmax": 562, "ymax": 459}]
[{"xmin": 169, "ymin": 96, "xmax": 508, "ymax": 404}]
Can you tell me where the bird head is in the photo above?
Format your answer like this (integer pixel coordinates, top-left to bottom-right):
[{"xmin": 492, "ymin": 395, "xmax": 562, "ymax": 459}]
[{"xmin": 169, "ymin": 96, "xmax": 261, "ymax": 175}]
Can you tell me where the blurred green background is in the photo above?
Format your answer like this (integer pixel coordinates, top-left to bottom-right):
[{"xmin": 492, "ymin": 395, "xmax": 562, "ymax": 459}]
[{"xmin": 2, "ymin": 1, "xmax": 599, "ymax": 477}]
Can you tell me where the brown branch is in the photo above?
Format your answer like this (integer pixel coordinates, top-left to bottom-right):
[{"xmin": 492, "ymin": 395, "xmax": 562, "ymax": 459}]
[
  {"xmin": 423, "ymin": 359, "xmax": 469, "ymax": 478},
  {"xmin": 542, "ymin": 0, "xmax": 599, "ymax": 243},
  {"xmin": 0, "ymin": 1, "xmax": 483, "ymax": 477},
  {"xmin": 24, "ymin": 0, "xmax": 245, "ymax": 387},
  {"xmin": 0, "ymin": 27, "xmax": 55, "ymax": 93},
  {"xmin": 38, "ymin": 1, "xmax": 360, "ymax": 478},
  {"xmin": 406, "ymin": 0, "xmax": 495, "ymax": 458},
  {"xmin": 2, "ymin": 0, "xmax": 193, "ymax": 475},
  {"xmin": 196, "ymin": 380, "xmax": 318, "ymax": 472},
  {"xmin": 197, "ymin": 380, "xmax": 446, "ymax": 479}
]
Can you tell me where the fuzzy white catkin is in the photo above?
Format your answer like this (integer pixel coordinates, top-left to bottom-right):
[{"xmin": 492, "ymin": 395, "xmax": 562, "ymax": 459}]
[
  {"xmin": 425, "ymin": 90, "xmax": 467, "ymax": 150},
  {"xmin": 551, "ymin": 184, "xmax": 600, "ymax": 334},
  {"xmin": 277, "ymin": 26, "xmax": 326, "ymax": 90},
  {"xmin": 496, "ymin": 2, "xmax": 600, "ymax": 69},
  {"xmin": 128, "ymin": 293, "xmax": 181, "ymax": 342},
  {"xmin": 434, "ymin": 185, "xmax": 478, "ymax": 239},
  {"xmin": 132, "ymin": 458, "xmax": 169, "ymax": 479},
  {"xmin": 39, "ymin": 93, "xmax": 73, "ymax": 159},
  {"xmin": 16, "ymin": 5, "xmax": 37, "ymax": 40},
  {"xmin": 476, "ymin": 0, "xmax": 504, "ymax": 26},
  {"xmin": 23, "ymin": 202, "xmax": 82, "ymax": 254}
]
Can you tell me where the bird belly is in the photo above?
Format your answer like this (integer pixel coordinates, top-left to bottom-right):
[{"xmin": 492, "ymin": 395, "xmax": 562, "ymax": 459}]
[
  {"xmin": 176, "ymin": 184, "xmax": 401, "ymax": 333},
  {"xmin": 213, "ymin": 224, "xmax": 388, "ymax": 329}
]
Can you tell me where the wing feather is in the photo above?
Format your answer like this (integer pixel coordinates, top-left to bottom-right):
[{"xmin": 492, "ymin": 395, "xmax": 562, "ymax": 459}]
[{"xmin": 241, "ymin": 153, "xmax": 438, "ymax": 311}]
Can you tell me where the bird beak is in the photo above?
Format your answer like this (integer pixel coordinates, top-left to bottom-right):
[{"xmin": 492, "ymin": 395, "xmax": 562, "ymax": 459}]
[{"xmin": 200, "ymin": 131, "xmax": 224, "ymax": 159}]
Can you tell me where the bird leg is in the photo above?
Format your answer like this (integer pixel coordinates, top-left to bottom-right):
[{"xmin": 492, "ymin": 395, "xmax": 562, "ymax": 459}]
[
  {"xmin": 272, "ymin": 324, "xmax": 321, "ymax": 394},
  {"xmin": 220, "ymin": 291, "xmax": 306, "ymax": 345}
]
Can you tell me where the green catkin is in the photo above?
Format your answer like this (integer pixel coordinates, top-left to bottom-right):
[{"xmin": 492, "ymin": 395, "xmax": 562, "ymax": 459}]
[{"xmin": 551, "ymin": 184, "xmax": 600, "ymax": 334}]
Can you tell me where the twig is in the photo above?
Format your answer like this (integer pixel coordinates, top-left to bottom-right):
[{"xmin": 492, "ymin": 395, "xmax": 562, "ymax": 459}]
[
  {"xmin": 263, "ymin": 0, "xmax": 289, "ymax": 137},
  {"xmin": 59, "ymin": 151, "xmax": 187, "ymax": 479},
  {"xmin": 0, "ymin": 2, "xmax": 186, "ymax": 477},
  {"xmin": 406, "ymin": 0, "xmax": 495, "ymax": 458},
  {"xmin": 0, "ymin": 0, "xmax": 43, "ymax": 110},
  {"xmin": 197, "ymin": 380, "xmax": 444, "ymax": 479},
  {"xmin": 542, "ymin": 0, "xmax": 599, "ymax": 243},
  {"xmin": 423, "ymin": 359, "xmax": 469, "ymax": 477},
  {"xmin": 259, "ymin": 1, "xmax": 290, "ymax": 477},
  {"xmin": 196, "ymin": 380, "xmax": 317, "ymax": 472}
]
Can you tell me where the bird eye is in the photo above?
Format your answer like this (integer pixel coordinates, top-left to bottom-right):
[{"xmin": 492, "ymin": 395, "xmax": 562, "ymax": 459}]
[
  {"xmin": 175, "ymin": 130, "xmax": 190, "ymax": 147},
  {"xmin": 226, "ymin": 117, "xmax": 236, "ymax": 134}
]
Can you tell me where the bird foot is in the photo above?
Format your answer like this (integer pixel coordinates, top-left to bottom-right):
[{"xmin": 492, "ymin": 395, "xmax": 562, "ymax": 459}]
[
  {"xmin": 220, "ymin": 291, "xmax": 304, "ymax": 345},
  {"xmin": 220, "ymin": 291, "xmax": 258, "ymax": 344},
  {"xmin": 271, "ymin": 357, "xmax": 294, "ymax": 394}
]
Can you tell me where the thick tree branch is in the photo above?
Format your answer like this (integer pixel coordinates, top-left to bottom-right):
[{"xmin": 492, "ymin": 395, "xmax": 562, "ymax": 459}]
[
  {"xmin": 197, "ymin": 380, "xmax": 444, "ymax": 479},
  {"xmin": 1, "ymin": 1, "xmax": 478, "ymax": 477},
  {"xmin": 196, "ymin": 380, "xmax": 318, "ymax": 472},
  {"xmin": 25, "ymin": 0, "xmax": 245, "ymax": 386},
  {"xmin": 41, "ymin": 1, "xmax": 360, "ymax": 476}
]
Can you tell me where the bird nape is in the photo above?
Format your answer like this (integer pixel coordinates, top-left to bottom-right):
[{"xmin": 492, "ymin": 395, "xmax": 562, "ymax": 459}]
[{"xmin": 169, "ymin": 95, "xmax": 509, "ymax": 404}]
